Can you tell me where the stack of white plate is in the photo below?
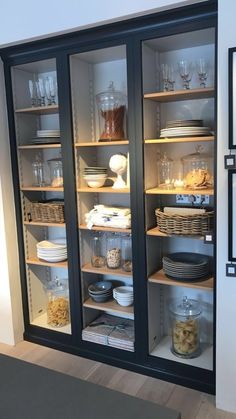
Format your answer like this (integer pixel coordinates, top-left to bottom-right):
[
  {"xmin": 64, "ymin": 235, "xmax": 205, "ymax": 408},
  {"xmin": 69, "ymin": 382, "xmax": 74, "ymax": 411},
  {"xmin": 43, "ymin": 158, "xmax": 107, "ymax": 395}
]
[
  {"xmin": 163, "ymin": 252, "xmax": 210, "ymax": 281},
  {"xmin": 160, "ymin": 119, "xmax": 212, "ymax": 138},
  {"xmin": 36, "ymin": 129, "xmax": 60, "ymax": 138},
  {"xmin": 113, "ymin": 286, "xmax": 133, "ymax": 307},
  {"xmin": 83, "ymin": 167, "xmax": 108, "ymax": 188},
  {"xmin": 37, "ymin": 238, "xmax": 67, "ymax": 262}
]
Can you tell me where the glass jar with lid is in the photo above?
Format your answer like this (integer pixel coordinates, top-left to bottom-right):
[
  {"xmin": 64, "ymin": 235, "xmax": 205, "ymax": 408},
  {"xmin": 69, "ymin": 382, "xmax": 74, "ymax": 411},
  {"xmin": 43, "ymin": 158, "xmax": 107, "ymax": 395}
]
[
  {"xmin": 157, "ymin": 152, "xmax": 174, "ymax": 189},
  {"xmin": 169, "ymin": 296, "xmax": 201, "ymax": 358},
  {"xmin": 47, "ymin": 157, "xmax": 63, "ymax": 187},
  {"xmin": 121, "ymin": 234, "xmax": 132, "ymax": 272},
  {"xmin": 45, "ymin": 277, "xmax": 70, "ymax": 328},
  {"xmin": 32, "ymin": 154, "xmax": 47, "ymax": 186},
  {"xmin": 106, "ymin": 233, "xmax": 121, "ymax": 269},
  {"xmin": 96, "ymin": 81, "xmax": 127, "ymax": 142},
  {"xmin": 181, "ymin": 145, "xmax": 213, "ymax": 190},
  {"xmin": 90, "ymin": 232, "xmax": 106, "ymax": 268}
]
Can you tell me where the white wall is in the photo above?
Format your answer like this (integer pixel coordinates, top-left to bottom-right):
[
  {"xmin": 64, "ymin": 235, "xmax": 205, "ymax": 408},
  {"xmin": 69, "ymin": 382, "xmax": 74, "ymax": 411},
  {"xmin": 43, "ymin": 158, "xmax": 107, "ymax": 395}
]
[
  {"xmin": 216, "ymin": 0, "xmax": 236, "ymax": 413},
  {"xmin": 0, "ymin": 59, "xmax": 24, "ymax": 344},
  {"xmin": 0, "ymin": 0, "xmax": 203, "ymax": 47}
]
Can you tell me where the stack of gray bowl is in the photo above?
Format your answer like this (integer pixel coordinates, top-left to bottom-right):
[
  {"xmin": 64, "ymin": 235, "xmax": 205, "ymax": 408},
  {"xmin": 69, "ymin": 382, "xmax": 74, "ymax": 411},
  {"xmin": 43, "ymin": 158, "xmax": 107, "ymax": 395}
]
[{"xmin": 88, "ymin": 281, "xmax": 113, "ymax": 302}]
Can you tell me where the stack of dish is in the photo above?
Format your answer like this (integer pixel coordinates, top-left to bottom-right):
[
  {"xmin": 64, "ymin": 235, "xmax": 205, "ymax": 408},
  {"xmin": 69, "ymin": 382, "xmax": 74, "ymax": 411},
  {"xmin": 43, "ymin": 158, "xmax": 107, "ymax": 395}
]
[
  {"xmin": 88, "ymin": 281, "xmax": 113, "ymax": 303},
  {"xmin": 83, "ymin": 166, "xmax": 108, "ymax": 188},
  {"xmin": 113, "ymin": 286, "xmax": 133, "ymax": 306},
  {"xmin": 163, "ymin": 252, "xmax": 210, "ymax": 281},
  {"xmin": 160, "ymin": 120, "xmax": 212, "ymax": 138},
  {"xmin": 31, "ymin": 129, "xmax": 60, "ymax": 144},
  {"xmin": 37, "ymin": 238, "xmax": 67, "ymax": 262}
]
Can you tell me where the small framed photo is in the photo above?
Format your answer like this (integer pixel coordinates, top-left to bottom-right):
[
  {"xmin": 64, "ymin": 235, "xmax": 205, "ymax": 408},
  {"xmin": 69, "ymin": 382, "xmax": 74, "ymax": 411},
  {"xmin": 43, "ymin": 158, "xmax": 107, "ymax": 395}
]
[{"xmin": 224, "ymin": 154, "xmax": 236, "ymax": 169}]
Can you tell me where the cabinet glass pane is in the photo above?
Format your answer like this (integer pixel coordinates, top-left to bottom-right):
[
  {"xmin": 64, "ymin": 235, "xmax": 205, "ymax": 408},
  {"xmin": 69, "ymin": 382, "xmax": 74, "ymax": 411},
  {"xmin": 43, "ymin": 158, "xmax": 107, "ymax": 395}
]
[
  {"xmin": 142, "ymin": 28, "xmax": 215, "ymax": 369},
  {"xmin": 11, "ymin": 58, "xmax": 71, "ymax": 334},
  {"xmin": 70, "ymin": 46, "xmax": 135, "ymax": 351}
]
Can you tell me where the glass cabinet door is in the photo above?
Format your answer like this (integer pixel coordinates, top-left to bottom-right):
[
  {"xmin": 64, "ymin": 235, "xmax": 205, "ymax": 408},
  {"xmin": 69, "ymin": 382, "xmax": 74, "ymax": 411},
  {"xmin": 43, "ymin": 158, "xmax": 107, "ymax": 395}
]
[
  {"xmin": 69, "ymin": 45, "xmax": 135, "ymax": 352},
  {"xmin": 141, "ymin": 27, "xmax": 215, "ymax": 370},
  {"xmin": 11, "ymin": 58, "xmax": 71, "ymax": 334}
]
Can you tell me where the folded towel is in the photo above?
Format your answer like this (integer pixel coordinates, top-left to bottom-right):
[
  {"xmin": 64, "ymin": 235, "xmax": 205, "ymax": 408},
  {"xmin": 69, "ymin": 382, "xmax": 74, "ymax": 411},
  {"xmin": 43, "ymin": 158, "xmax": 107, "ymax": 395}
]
[{"xmin": 85, "ymin": 206, "xmax": 131, "ymax": 229}]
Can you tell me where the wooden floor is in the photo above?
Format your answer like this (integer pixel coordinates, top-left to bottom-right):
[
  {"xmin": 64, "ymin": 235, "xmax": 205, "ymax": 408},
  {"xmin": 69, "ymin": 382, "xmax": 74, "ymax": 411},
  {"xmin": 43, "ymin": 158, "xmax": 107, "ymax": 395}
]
[{"xmin": 0, "ymin": 340, "xmax": 236, "ymax": 419}]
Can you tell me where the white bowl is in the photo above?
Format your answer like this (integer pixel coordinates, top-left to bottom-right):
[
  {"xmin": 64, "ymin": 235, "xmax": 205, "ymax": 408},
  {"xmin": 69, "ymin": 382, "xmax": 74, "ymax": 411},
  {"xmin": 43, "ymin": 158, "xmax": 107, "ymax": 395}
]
[
  {"xmin": 86, "ymin": 178, "xmax": 106, "ymax": 188},
  {"xmin": 83, "ymin": 174, "xmax": 107, "ymax": 179},
  {"xmin": 115, "ymin": 298, "xmax": 133, "ymax": 307}
]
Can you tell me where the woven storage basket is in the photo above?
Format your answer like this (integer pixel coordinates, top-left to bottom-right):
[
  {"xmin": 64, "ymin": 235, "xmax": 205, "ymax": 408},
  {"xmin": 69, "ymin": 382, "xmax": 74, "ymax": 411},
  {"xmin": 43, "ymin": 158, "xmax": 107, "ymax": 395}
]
[
  {"xmin": 155, "ymin": 208, "xmax": 214, "ymax": 235},
  {"xmin": 27, "ymin": 201, "xmax": 65, "ymax": 223}
]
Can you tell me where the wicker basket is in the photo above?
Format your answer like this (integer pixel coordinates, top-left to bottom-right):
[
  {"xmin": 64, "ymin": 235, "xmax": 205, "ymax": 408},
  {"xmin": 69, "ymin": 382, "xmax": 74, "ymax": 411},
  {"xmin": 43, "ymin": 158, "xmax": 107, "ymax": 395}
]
[
  {"xmin": 155, "ymin": 208, "xmax": 214, "ymax": 235},
  {"xmin": 27, "ymin": 200, "xmax": 65, "ymax": 223}
]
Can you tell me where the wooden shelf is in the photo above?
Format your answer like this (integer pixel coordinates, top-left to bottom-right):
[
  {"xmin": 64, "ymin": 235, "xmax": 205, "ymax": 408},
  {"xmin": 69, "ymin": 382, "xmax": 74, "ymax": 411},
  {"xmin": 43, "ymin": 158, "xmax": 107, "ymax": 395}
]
[
  {"xmin": 75, "ymin": 141, "xmax": 129, "ymax": 147},
  {"xmin": 26, "ymin": 257, "xmax": 68, "ymax": 268},
  {"xmin": 81, "ymin": 263, "xmax": 132, "ymax": 278},
  {"xmin": 21, "ymin": 186, "xmax": 64, "ymax": 192},
  {"xmin": 78, "ymin": 187, "xmax": 130, "ymax": 193},
  {"xmin": 148, "ymin": 269, "xmax": 213, "ymax": 291},
  {"xmin": 24, "ymin": 221, "xmax": 66, "ymax": 227},
  {"xmin": 83, "ymin": 297, "xmax": 134, "ymax": 319},
  {"xmin": 150, "ymin": 336, "xmax": 213, "ymax": 371},
  {"xmin": 18, "ymin": 144, "xmax": 61, "ymax": 150},
  {"xmin": 79, "ymin": 224, "xmax": 131, "ymax": 233},
  {"xmin": 144, "ymin": 136, "xmax": 214, "ymax": 144},
  {"xmin": 31, "ymin": 312, "xmax": 71, "ymax": 335},
  {"xmin": 144, "ymin": 87, "xmax": 214, "ymax": 102},
  {"xmin": 146, "ymin": 226, "xmax": 204, "ymax": 240},
  {"xmin": 145, "ymin": 187, "xmax": 214, "ymax": 196},
  {"xmin": 15, "ymin": 105, "xmax": 59, "ymax": 114}
]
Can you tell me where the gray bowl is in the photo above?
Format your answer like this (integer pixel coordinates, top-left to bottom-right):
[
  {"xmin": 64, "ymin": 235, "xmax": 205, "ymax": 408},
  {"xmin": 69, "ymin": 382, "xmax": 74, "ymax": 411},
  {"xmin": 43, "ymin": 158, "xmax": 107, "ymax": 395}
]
[{"xmin": 88, "ymin": 281, "xmax": 113, "ymax": 295}]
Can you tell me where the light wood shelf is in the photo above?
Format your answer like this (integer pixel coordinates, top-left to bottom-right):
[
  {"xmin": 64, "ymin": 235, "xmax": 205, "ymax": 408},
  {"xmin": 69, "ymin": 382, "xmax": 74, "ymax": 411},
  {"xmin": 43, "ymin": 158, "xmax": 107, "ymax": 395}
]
[
  {"xmin": 18, "ymin": 144, "xmax": 61, "ymax": 150},
  {"xmin": 75, "ymin": 141, "xmax": 129, "ymax": 147},
  {"xmin": 146, "ymin": 226, "xmax": 204, "ymax": 240},
  {"xmin": 81, "ymin": 263, "xmax": 132, "ymax": 278},
  {"xmin": 148, "ymin": 269, "xmax": 213, "ymax": 291},
  {"xmin": 145, "ymin": 187, "xmax": 214, "ymax": 196},
  {"xmin": 79, "ymin": 224, "xmax": 131, "ymax": 233},
  {"xmin": 144, "ymin": 136, "xmax": 214, "ymax": 144},
  {"xmin": 15, "ymin": 105, "xmax": 59, "ymax": 114},
  {"xmin": 24, "ymin": 221, "xmax": 66, "ymax": 227},
  {"xmin": 144, "ymin": 87, "xmax": 214, "ymax": 102},
  {"xmin": 26, "ymin": 257, "xmax": 68, "ymax": 268},
  {"xmin": 83, "ymin": 297, "xmax": 134, "ymax": 319},
  {"xmin": 31, "ymin": 312, "xmax": 71, "ymax": 334},
  {"xmin": 21, "ymin": 186, "xmax": 64, "ymax": 192},
  {"xmin": 78, "ymin": 187, "xmax": 130, "ymax": 193}
]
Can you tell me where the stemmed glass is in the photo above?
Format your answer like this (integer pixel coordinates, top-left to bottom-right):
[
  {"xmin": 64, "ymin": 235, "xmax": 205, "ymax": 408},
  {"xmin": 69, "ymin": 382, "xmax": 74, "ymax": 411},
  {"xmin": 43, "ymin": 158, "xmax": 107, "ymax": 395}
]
[
  {"xmin": 45, "ymin": 77, "xmax": 52, "ymax": 105},
  {"xmin": 160, "ymin": 63, "xmax": 169, "ymax": 92},
  {"xmin": 48, "ymin": 76, "xmax": 57, "ymax": 105},
  {"xmin": 38, "ymin": 78, "xmax": 46, "ymax": 106},
  {"xmin": 28, "ymin": 80, "xmax": 37, "ymax": 107},
  {"xmin": 168, "ymin": 64, "xmax": 175, "ymax": 91},
  {"xmin": 196, "ymin": 58, "xmax": 208, "ymax": 88},
  {"xmin": 178, "ymin": 60, "xmax": 193, "ymax": 90}
]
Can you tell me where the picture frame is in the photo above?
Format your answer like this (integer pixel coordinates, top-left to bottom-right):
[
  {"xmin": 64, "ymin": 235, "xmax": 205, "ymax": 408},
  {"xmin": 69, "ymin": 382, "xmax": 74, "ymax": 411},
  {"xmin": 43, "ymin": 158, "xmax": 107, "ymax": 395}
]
[
  {"xmin": 229, "ymin": 48, "xmax": 236, "ymax": 148},
  {"xmin": 228, "ymin": 170, "xmax": 236, "ymax": 260}
]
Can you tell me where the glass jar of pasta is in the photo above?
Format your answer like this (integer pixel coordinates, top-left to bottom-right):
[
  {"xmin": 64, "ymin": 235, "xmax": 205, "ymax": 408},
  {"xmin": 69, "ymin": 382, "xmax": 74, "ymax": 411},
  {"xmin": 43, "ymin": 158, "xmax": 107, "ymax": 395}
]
[
  {"xmin": 169, "ymin": 296, "xmax": 201, "ymax": 358},
  {"xmin": 45, "ymin": 278, "xmax": 70, "ymax": 328}
]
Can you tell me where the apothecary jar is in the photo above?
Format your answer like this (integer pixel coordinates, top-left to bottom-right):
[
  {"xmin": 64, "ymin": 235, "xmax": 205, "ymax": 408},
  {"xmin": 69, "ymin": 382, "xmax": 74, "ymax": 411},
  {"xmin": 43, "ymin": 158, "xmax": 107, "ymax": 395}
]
[{"xmin": 106, "ymin": 233, "xmax": 122, "ymax": 269}]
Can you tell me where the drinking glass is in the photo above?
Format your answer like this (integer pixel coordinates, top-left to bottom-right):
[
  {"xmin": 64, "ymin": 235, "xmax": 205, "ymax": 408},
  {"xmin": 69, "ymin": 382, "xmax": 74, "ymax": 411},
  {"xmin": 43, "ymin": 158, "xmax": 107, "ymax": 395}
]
[
  {"xmin": 38, "ymin": 78, "xmax": 46, "ymax": 106},
  {"xmin": 45, "ymin": 77, "xmax": 52, "ymax": 105},
  {"xmin": 48, "ymin": 76, "xmax": 56, "ymax": 105},
  {"xmin": 178, "ymin": 60, "xmax": 193, "ymax": 89},
  {"xmin": 196, "ymin": 58, "xmax": 208, "ymax": 88}
]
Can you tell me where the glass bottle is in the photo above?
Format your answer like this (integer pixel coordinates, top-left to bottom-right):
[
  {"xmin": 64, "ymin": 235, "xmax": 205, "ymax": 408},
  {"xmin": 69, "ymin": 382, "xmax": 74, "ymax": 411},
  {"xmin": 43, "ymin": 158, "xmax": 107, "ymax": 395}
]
[
  {"xmin": 121, "ymin": 234, "xmax": 132, "ymax": 272},
  {"xmin": 90, "ymin": 232, "xmax": 106, "ymax": 268},
  {"xmin": 106, "ymin": 233, "xmax": 121, "ymax": 269},
  {"xmin": 169, "ymin": 296, "xmax": 201, "ymax": 358},
  {"xmin": 32, "ymin": 154, "xmax": 46, "ymax": 186}
]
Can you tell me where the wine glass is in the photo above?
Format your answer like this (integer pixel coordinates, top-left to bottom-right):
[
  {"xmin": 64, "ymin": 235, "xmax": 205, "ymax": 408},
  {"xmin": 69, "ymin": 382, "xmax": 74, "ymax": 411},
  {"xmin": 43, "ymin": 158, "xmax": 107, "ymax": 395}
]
[
  {"xmin": 178, "ymin": 60, "xmax": 193, "ymax": 90},
  {"xmin": 160, "ymin": 63, "xmax": 169, "ymax": 92},
  {"xmin": 196, "ymin": 58, "xmax": 208, "ymax": 88},
  {"xmin": 28, "ymin": 80, "xmax": 36, "ymax": 107},
  {"xmin": 168, "ymin": 64, "xmax": 175, "ymax": 91},
  {"xmin": 38, "ymin": 78, "xmax": 46, "ymax": 106},
  {"xmin": 48, "ymin": 76, "xmax": 56, "ymax": 105},
  {"xmin": 45, "ymin": 77, "xmax": 52, "ymax": 105}
]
